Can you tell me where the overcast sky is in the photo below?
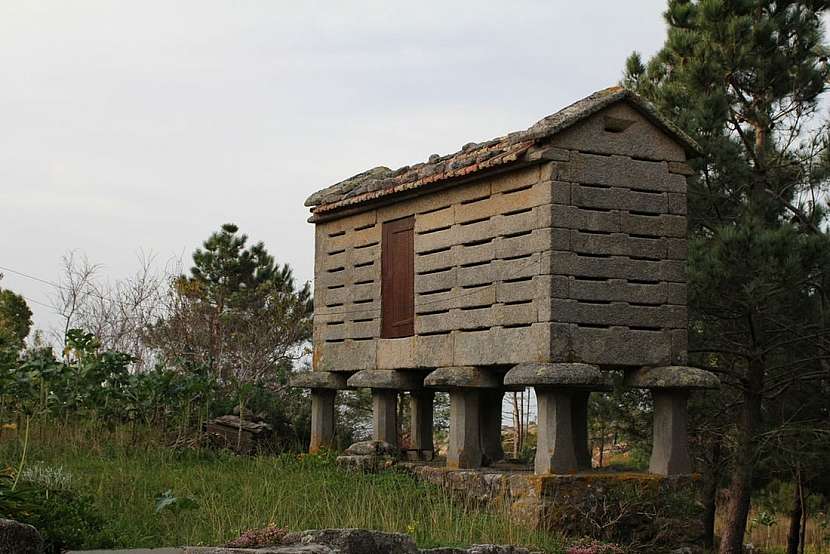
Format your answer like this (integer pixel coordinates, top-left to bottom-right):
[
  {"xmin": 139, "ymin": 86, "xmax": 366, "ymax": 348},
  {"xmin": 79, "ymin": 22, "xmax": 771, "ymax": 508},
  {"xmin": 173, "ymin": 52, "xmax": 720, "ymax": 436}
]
[{"xmin": 1, "ymin": 1, "xmax": 670, "ymax": 335}]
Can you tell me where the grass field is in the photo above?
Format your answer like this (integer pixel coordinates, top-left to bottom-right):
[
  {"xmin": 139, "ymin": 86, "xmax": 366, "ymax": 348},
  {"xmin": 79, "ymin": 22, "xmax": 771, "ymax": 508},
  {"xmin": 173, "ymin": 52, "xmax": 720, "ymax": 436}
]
[{"xmin": 0, "ymin": 422, "xmax": 565, "ymax": 552}]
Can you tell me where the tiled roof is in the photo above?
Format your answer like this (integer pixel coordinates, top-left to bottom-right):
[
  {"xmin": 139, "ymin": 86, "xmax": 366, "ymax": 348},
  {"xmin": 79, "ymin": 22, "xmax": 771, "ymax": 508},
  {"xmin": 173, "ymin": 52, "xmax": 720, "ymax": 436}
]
[{"xmin": 306, "ymin": 87, "xmax": 699, "ymax": 215}]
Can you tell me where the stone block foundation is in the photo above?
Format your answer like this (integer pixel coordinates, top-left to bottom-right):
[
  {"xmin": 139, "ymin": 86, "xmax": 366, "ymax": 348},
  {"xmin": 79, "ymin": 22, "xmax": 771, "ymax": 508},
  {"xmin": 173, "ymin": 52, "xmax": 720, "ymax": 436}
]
[{"xmin": 400, "ymin": 464, "xmax": 704, "ymax": 553}]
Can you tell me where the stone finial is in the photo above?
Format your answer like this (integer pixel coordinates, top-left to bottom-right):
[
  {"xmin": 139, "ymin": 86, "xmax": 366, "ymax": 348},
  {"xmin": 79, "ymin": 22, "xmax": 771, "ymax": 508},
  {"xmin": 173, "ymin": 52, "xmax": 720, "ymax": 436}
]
[
  {"xmin": 625, "ymin": 365, "xmax": 719, "ymax": 390},
  {"xmin": 504, "ymin": 362, "xmax": 613, "ymax": 389},
  {"xmin": 346, "ymin": 369, "xmax": 424, "ymax": 390},
  {"xmin": 289, "ymin": 371, "xmax": 348, "ymax": 390}
]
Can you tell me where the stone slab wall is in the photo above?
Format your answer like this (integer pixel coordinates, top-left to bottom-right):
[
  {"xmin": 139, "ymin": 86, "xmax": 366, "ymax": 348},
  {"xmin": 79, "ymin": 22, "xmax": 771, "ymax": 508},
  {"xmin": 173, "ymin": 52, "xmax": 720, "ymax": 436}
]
[
  {"xmin": 312, "ymin": 104, "xmax": 689, "ymax": 371},
  {"xmin": 400, "ymin": 464, "xmax": 703, "ymax": 553}
]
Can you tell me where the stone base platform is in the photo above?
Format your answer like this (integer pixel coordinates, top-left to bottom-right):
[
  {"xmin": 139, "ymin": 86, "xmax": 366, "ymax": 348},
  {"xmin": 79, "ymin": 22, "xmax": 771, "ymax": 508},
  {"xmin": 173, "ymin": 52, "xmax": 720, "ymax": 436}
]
[{"xmin": 399, "ymin": 464, "xmax": 704, "ymax": 552}]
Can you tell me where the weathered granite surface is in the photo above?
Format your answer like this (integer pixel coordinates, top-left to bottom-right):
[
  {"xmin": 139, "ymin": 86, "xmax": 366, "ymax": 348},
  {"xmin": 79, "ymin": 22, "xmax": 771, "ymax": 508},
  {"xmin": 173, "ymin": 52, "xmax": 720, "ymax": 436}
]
[
  {"xmin": 289, "ymin": 371, "xmax": 348, "ymax": 390},
  {"xmin": 504, "ymin": 363, "xmax": 612, "ymax": 389},
  {"xmin": 186, "ymin": 528, "xmax": 533, "ymax": 554},
  {"xmin": 346, "ymin": 370, "xmax": 424, "ymax": 390},
  {"xmin": 305, "ymin": 87, "xmax": 700, "ymax": 214},
  {"xmin": 399, "ymin": 464, "xmax": 703, "ymax": 553},
  {"xmin": 423, "ymin": 367, "xmax": 501, "ymax": 389},
  {"xmin": 625, "ymin": 366, "xmax": 719, "ymax": 390},
  {"xmin": 0, "ymin": 518, "xmax": 44, "ymax": 554}
]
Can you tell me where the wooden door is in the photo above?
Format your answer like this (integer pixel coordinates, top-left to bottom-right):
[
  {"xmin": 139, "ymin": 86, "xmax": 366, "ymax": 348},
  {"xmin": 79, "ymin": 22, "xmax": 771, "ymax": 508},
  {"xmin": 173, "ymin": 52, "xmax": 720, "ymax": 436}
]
[{"xmin": 381, "ymin": 216, "xmax": 415, "ymax": 338}]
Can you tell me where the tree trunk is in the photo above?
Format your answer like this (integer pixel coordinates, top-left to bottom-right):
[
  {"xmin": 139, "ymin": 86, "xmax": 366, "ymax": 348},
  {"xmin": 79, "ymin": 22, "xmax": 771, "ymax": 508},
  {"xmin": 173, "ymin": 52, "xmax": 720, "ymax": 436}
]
[
  {"xmin": 719, "ymin": 360, "xmax": 764, "ymax": 554},
  {"xmin": 703, "ymin": 440, "xmax": 722, "ymax": 550},
  {"xmin": 787, "ymin": 473, "xmax": 803, "ymax": 554}
]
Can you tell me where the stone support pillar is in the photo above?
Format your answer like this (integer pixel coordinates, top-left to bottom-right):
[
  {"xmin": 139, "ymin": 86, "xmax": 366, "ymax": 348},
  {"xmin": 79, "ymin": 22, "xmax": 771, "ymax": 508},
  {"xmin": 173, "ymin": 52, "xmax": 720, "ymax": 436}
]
[
  {"xmin": 409, "ymin": 389, "xmax": 435, "ymax": 459},
  {"xmin": 424, "ymin": 366, "xmax": 503, "ymax": 470},
  {"xmin": 448, "ymin": 389, "xmax": 482, "ymax": 469},
  {"xmin": 288, "ymin": 371, "xmax": 347, "ymax": 454},
  {"xmin": 535, "ymin": 388, "xmax": 578, "ymax": 474},
  {"xmin": 571, "ymin": 391, "xmax": 592, "ymax": 470},
  {"xmin": 504, "ymin": 363, "xmax": 612, "ymax": 476},
  {"xmin": 372, "ymin": 389, "xmax": 399, "ymax": 446},
  {"xmin": 480, "ymin": 389, "xmax": 505, "ymax": 465},
  {"xmin": 309, "ymin": 389, "xmax": 337, "ymax": 453},
  {"xmin": 624, "ymin": 365, "xmax": 719, "ymax": 476},
  {"xmin": 649, "ymin": 390, "xmax": 690, "ymax": 476}
]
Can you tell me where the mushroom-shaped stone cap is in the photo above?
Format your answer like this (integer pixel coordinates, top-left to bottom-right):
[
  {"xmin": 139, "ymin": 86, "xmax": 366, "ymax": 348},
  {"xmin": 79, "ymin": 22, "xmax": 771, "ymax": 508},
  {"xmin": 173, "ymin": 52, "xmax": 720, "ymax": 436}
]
[
  {"xmin": 346, "ymin": 369, "xmax": 423, "ymax": 390},
  {"xmin": 625, "ymin": 366, "xmax": 720, "ymax": 390},
  {"xmin": 289, "ymin": 371, "xmax": 347, "ymax": 390},
  {"xmin": 423, "ymin": 366, "xmax": 501, "ymax": 389},
  {"xmin": 504, "ymin": 363, "xmax": 612, "ymax": 390}
]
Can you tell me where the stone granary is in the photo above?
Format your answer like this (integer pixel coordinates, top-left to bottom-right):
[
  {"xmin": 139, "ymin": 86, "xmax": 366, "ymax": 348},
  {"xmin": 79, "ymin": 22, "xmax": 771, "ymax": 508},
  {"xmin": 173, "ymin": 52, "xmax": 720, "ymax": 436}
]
[{"xmin": 292, "ymin": 87, "xmax": 719, "ymax": 476}]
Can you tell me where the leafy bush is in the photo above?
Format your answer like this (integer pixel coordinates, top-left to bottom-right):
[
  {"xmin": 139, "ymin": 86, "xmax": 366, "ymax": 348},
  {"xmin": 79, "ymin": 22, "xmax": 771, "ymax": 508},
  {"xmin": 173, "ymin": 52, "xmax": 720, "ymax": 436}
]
[{"xmin": 0, "ymin": 466, "xmax": 110, "ymax": 554}]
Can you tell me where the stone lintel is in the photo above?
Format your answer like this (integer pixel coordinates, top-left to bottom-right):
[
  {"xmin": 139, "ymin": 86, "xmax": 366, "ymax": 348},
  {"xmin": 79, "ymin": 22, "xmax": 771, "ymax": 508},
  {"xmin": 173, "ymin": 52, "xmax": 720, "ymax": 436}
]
[
  {"xmin": 423, "ymin": 366, "xmax": 502, "ymax": 390},
  {"xmin": 625, "ymin": 365, "xmax": 719, "ymax": 390},
  {"xmin": 504, "ymin": 363, "xmax": 612, "ymax": 390},
  {"xmin": 347, "ymin": 369, "xmax": 424, "ymax": 390},
  {"xmin": 290, "ymin": 371, "xmax": 348, "ymax": 390}
]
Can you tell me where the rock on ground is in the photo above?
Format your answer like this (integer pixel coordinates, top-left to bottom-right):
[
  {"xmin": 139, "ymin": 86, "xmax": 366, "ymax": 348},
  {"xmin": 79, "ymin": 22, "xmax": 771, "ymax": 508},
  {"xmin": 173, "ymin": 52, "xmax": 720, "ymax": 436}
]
[
  {"xmin": 184, "ymin": 528, "xmax": 532, "ymax": 554},
  {"xmin": 0, "ymin": 518, "xmax": 44, "ymax": 554}
]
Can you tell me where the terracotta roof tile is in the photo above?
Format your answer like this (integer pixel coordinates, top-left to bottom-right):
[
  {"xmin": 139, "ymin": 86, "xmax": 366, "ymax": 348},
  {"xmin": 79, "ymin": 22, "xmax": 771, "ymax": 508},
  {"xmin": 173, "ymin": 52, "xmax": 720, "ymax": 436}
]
[{"xmin": 306, "ymin": 87, "xmax": 699, "ymax": 215}]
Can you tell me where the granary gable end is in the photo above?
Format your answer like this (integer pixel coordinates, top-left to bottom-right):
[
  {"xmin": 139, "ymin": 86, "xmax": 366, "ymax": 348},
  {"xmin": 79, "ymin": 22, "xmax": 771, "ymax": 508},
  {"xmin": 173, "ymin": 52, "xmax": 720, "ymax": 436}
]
[{"xmin": 308, "ymin": 86, "xmax": 699, "ymax": 375}]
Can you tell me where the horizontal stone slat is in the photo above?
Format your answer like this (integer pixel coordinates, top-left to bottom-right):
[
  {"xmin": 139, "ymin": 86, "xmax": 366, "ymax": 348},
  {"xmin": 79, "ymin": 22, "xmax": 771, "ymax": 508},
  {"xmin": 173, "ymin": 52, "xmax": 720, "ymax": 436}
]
[
  {"xmin": 570, "ymin": 153, "xmax": 687, "ymax": 193},
  {"xmin": 548, "ymin": 251, "xmax": 686, "ymax": 282},
  {"xmin": 571, "ymin": 231, "xmax": 668, "ymax": 259},
  {"xmin": 571, "ymin": 184, "xmax": 668, "ymax": 214},
  {"xmin": 551, "ymin": 299, "xmax": 687, "ymax": 328},
  {"xmin": 568, "ymin": 278, "xmax": 667, "ymax": 304},
  {"xmin": 550, "ymin": 205, "xmax": 621, "ymax": 233}
]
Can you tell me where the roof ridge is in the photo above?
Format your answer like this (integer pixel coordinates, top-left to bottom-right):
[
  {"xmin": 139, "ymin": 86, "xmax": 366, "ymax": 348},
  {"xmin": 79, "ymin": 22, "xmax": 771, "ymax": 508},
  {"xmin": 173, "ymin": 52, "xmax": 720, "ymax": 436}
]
[{"xmin": 305, "ymin": 86, "xmax": 699, "ymax": 213}]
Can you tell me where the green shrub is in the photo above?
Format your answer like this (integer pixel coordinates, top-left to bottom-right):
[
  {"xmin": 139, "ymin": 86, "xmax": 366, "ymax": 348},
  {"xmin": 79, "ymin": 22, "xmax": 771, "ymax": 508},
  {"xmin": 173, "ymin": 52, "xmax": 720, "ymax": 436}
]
[{"xmin": 0, "ymin": 466, "xmax": 110, "ymax": 554}]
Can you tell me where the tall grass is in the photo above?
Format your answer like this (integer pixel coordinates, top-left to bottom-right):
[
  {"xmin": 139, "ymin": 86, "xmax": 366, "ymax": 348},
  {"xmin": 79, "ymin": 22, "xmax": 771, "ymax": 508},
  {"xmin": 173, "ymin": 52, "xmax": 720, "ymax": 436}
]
[{"xmin": 0, "ymin": 421, "xmax": 565, "ymax": 552}]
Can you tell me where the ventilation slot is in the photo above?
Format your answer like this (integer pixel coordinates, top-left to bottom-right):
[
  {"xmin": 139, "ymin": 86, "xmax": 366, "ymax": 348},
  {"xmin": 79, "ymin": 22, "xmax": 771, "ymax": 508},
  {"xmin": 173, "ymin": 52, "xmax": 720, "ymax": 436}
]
[
  {"xmin": 419, "ymin": 245, "xmax": 452, "ymax": 256},
  {"xmin": 503, "ymin": 322, "xmax": 532, "ymax": 329},
  {"xmin": 502, "ymin": 184, "xmax": 533, "ymax": 195},
  {"xmin": 463, "ymin": 237, "xmax": 493, "ymax": 247},
  {"xmin": 419, "ymin": 204, "xmax": 451, "ymax": 215},
  {"xmin": 504, "ymin": 275, "xmax": 533, "ymax": 284},
  {"xmin": 420, "ymin": 288, "xmax": 452, "ymax": 297},
  {"xmin": 604, "ymin": 116, "xmax": 635, "ymax": 133},
  {"xmin": 418, "ymin": 225, "xmax": 452, "ymax": 236},
  {"xmin": 328, "ymin": 230, "xmax": 346, "ymax": 238},
  {"xmin": 504, "ymin": 299, "xmax": 533, "ymax": 306},
  {"xmin": 354, "ymin": 260, "xmax": 374, "ymax": 268},
  {"xmin": 418, "ymin": 330, "xmax": 452, "ymax": 336},
  {"xmin": 328, "ymin": 248, "xmax": 346, "ymax": 255},
  {"xmin": 324, "ymin": 338, "xmax": 345, "ymax": 343},
  {"xmin": 354, "ymin": 223, "xmax": 375, "ymax": 231},
  {"xmin": 503, "ymin": 252, "xmax": 533, "ymax": 261},
  {"xmin": 629, "ymin": 210, "xmax": 659, "ymax": 217},
  {"xmin": 503, "ymin": 229, "xmax": 532, "ymax": 239},
  {"xmin": 326, "ymin": 266, "xmax": 346, "ymax": 273},
  {"xmin": 577, "ymin": 323, "xmax": 610, "ymax": 329},
  {"xmin": 460, "ymin": 260, "xmax": 490, "ymax": 269},
  {"xmin": 459, "ymin": 216, "xmax": 490, "ymax": 226},
  {"xmin": 417, "ymin": 308, "xmax": 450, "ymax": 316},
  {"xmin": 354, "ymin": 241, "xmax": 379, "ymax": 250},
  {"xmin": 417, "ymin": 266, "xmax": 453, "ymax": 276},
  {"xmin": 353, "ymin": 298, "xmax": 374, "ymax": 305},
  {"xmin": 460, "ymin": 195, "xmax": 490, "ymax": 205},
  {"xmin": 354, "ymin": 279, "xmax": 375, "ymax": 285},
  {"xmin": 327, "ymin": 284, "xmax": 345, "ymax": 290},
  {"xmin": 503, "ymin": 207, "xmax": 532, "ymax": 216}
]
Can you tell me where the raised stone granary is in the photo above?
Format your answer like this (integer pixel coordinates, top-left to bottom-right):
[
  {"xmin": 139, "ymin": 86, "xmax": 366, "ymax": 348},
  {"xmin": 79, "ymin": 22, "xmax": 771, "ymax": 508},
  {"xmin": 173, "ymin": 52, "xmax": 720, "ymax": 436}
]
[{"xmin": 292, "ymin": 86, "xmax": 718, "ymax": 478}]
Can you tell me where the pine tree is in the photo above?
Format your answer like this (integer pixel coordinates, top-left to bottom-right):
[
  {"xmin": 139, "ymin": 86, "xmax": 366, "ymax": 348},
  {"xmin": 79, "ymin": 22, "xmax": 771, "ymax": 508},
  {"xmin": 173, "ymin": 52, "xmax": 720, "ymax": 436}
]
[
  {"xmin": 0, "ymin": 277, "xmax": 33, "ymax": 367},
  {"xmin": 623, "ymin": 2, "xmax": 830, "ymax": 552},
  {"xmin": 147, "ymin": 223, "xmax": 313, "ymax": 382}
]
